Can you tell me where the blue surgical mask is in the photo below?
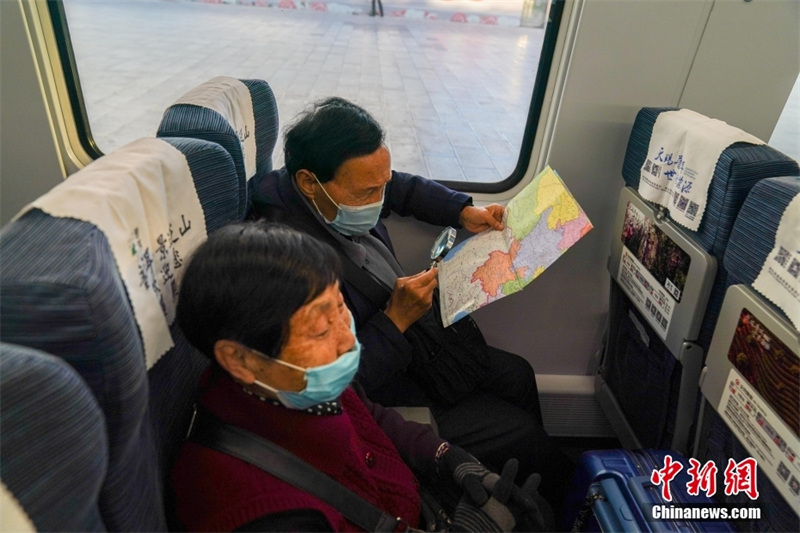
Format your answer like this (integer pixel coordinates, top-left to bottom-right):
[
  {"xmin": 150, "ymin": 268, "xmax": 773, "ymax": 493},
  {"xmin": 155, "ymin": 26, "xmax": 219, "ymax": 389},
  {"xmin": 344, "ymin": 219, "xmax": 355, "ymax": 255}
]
[
  {"xmin": 253, "ymin": 318, "xmax": 361, "ymax": 410},
  {"xmin": 311, "ymin": 174, "xmax": 384, "ymax": 236}
]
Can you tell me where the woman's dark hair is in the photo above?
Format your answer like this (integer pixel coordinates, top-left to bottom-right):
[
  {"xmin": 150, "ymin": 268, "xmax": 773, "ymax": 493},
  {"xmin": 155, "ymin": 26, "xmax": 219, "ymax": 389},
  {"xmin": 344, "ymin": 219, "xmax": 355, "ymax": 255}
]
[
  {"xmin": 176, "ymin": 221, "xmax": 342, "ymax": 360},
  {"xmin": 284, "ymin": 97, "xmax": 385, "ymax": 183}
]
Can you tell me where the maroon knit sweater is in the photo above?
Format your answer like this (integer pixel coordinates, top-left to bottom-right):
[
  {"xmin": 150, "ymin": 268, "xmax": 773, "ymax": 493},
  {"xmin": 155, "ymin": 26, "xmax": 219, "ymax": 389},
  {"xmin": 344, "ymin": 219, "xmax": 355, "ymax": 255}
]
[{"xmin": 172, "ymin": 371, "xmax": 423, "ymax": 531}]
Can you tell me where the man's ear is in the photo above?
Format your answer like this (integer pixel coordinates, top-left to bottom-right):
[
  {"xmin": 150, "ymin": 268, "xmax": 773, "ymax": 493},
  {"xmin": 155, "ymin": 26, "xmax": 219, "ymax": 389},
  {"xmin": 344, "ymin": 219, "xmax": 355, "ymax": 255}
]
[
  {"xmin": 295, "ymin": 169, "xmax": 317, "ymax": 200},
  {"xmin": 214, "ymin": 339, "xmax": 255, "ymax": 384}
]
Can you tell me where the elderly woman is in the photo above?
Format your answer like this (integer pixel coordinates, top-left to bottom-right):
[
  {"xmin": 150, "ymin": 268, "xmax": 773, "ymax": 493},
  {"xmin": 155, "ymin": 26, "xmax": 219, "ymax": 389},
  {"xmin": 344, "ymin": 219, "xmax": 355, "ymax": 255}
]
[{"xmin": 171, "ymin": 221, "xmax": 549, "ymax": 532}]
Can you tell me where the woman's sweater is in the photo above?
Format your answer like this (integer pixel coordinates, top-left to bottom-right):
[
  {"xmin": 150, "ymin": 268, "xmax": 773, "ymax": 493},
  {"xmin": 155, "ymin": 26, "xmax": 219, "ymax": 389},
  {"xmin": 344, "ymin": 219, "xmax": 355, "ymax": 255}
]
[{"xmin": 172, "ymin": 370, "xmax": 444, "ymax": 531}]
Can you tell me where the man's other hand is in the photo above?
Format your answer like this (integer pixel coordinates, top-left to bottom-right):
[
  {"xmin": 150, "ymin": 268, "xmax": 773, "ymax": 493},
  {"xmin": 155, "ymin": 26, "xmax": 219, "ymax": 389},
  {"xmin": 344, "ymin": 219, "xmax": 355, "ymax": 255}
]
[
  {"xmin": 383, "ymin": 267, "xmax": 438, "ymax": 332},
  {"xmin": 459, "ymin": 204, "xmax": 505, "ymax": 233}
]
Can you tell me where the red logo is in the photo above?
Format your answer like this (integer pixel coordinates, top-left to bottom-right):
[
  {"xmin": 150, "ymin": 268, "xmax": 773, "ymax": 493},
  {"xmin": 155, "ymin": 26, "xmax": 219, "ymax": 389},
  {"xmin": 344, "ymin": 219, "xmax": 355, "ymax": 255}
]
[{"xmin": 651, "ymin": 455, "xmax": 759, "ymax": 501}]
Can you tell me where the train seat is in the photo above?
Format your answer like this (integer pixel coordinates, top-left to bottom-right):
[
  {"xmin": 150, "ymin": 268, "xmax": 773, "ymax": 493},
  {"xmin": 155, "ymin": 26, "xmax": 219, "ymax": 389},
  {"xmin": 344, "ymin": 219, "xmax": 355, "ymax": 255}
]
[
  {"xmin": 621, "ymin": 106, "xmax": 799, "ymax": 349},
  {"xmin": 598, "ymin": 107, "xmax": 799, "ymax": 452},
  {"xmin": 0, "ymin": 137, "xmax": 242, "ymax": 531},
  {"xmin": 0, "ymin": 342, "xmax": 108, "ymax": 532},
  {"xmin": 157, "ymin": 76, "xmax": 279, "ymax": 219},
  {"xmin": 695, "ymin": 175, "xmax": 800, "ymax": 531}
]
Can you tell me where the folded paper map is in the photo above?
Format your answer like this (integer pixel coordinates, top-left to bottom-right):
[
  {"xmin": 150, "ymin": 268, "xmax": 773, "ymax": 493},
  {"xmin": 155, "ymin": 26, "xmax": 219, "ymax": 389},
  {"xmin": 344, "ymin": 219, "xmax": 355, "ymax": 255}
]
[{"xmin": 438, "ymin": 166, "xmax": 593, "ymax": 327}]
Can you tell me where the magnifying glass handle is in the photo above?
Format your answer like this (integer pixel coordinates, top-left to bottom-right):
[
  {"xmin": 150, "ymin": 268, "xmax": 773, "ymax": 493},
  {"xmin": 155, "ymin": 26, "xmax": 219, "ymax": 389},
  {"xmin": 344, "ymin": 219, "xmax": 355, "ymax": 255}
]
[{"xmin": 429, "ymin": 260, "xmax": 438, "ymax": 270}]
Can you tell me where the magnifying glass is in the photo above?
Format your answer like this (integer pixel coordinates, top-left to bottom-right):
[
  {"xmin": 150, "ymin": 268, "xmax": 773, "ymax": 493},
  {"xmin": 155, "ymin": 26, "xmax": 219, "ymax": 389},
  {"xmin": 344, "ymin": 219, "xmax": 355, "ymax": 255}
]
[{"xmin": 430, "ymin": 226, "xmax": 456, "ymax": 268}]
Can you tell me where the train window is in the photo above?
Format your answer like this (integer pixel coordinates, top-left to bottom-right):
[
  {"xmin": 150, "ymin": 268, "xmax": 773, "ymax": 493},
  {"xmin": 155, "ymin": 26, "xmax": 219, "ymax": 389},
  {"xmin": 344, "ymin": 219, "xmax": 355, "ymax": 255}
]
[
  {"xmin": 54, "ymin": 0, "xmax": 562, "ymax": 192},
  {"xmin": 769, "ymin": 72, "xmax": 799, "ymax": 163}
]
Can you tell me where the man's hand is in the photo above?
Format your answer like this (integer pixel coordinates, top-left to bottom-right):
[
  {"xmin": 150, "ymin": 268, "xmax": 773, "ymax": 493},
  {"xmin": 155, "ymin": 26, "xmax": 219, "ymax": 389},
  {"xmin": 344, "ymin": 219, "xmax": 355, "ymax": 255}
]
[
  {"xmin": 383, "ymin": 267, "xmax": 438, "ymax": 333},
  {"xmin": 459, "ymin": 204, "xmax": 505, "ymax": 233}
]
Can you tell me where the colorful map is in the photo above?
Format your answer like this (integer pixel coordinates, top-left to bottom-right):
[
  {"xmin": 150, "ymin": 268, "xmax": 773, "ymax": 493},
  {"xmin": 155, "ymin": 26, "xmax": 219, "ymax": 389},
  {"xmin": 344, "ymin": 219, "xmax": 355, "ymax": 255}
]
[{"xmin": 438, "ymin": 166, "xmax": 593, "ymax": 327}]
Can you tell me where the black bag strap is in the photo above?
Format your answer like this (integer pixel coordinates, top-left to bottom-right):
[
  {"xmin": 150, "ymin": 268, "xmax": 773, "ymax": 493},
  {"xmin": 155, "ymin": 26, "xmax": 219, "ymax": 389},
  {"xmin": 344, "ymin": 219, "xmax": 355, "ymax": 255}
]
[
  {"xmin": 340, "ymin": 254, "xmax": 393, "ymax": 309},
  {"xmin": 340, "ymin": 255, "xmax": 447, "ymax": 330},
  {"xmin": 186, "ymin": 406, "xmax": 406, "ymax": 532}
]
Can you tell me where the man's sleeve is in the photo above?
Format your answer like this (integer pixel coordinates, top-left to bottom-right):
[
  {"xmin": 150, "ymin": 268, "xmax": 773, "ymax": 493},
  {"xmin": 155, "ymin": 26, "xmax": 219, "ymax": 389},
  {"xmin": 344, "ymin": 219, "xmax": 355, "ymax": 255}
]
[
  {"xmin": 355, "ymin": 310, "xmax": 414, "ymax": 391},
  {"xmin": 342, "ymin": 281, "xmax": 415, "ymax": 395},
  {"xmin": 384, "ymin": 171, "xmax": 472, "ymax": 227}
]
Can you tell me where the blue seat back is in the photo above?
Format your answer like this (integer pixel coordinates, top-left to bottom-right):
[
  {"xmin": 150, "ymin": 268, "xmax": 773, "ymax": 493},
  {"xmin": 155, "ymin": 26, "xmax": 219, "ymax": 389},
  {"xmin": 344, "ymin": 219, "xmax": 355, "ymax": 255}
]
[
  {"xmin": 724, "ymin": 175, "xmax": 800, "ymax": 291},
  {"xmin": 697, "ymin": 175, "xmax": 800, "ymax": 532},
  {"xmin": 622, "ymin": 107, "xmax": 798, "ymax": 349},
  {"xmin": 157, "ymin": 77, "xmax": 279, "ymax": 218},
  {"xmin": 622, "ymin": 107, "xmax": 799, "ymax": 258},
  {"xmin": 0, "ymin": 342, "xmax": 107, "ymax": 532},
  {"xmin": 600, "ymin": 108, "xmax": 798, "ymax": 451},
  {"xmin": 0, "ymin": 137, "xmax": 242, "ymax": 531}
]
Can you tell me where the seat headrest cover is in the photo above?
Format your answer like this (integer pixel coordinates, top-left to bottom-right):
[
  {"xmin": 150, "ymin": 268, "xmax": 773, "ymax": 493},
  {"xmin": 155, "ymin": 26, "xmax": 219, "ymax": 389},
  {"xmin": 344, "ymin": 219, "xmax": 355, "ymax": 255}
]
[
  {"xmin": 15, "ymin": 137, "xmax": 208, "ymax": 368},
  {"xmin": 172, "ymin": 76, "xmax": 257, "ymax": 180},
  {"xmin": 638, "ymin": 108, "xmax": 763, "ymax": 231},
  {"xmin": 0, "ymin": 482, "xmax": 35, "ymax": 533},
  {"xmin": 752, "ymin": 192, "xmax": 800, "ymax": 331}
]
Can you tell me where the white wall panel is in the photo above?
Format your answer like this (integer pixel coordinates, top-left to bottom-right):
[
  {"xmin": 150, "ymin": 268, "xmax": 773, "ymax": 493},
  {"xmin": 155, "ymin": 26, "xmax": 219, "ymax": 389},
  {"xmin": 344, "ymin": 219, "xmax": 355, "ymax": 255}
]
[{"xmin": 679, "ymin": 0, "xmax": 799, "ymax": 139}]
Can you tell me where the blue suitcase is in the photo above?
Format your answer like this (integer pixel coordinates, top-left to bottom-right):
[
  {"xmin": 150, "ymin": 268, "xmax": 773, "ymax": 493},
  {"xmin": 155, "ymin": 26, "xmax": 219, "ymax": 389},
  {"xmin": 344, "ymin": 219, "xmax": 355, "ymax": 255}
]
[{"xmin": 563, "ymin": 449, "xmax": 735, "ymax": 532}]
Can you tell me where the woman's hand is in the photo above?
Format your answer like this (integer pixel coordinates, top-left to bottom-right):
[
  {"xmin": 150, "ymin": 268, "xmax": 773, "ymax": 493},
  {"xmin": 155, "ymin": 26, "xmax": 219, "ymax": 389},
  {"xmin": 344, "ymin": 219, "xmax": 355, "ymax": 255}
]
[
  {"xmin": 451, "ymin": 459, "xmax": 517, "ymax": 532},
  {"xmin": 440, "ymin": 445, "xmax": 552, "ymax": 532}
]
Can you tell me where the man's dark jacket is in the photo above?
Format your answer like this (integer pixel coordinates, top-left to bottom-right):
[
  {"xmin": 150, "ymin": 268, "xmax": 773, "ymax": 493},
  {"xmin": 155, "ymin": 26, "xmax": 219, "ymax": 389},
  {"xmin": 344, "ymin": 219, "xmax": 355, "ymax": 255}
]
[{"xmin": 248, "ymin": 168, "xmax": 471, "ymax": 396}]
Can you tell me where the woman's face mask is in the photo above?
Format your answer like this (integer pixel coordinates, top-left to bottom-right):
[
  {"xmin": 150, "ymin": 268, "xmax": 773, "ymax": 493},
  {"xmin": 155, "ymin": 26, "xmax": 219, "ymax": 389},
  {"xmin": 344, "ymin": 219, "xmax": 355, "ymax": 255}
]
[
  {"xmin": 253, "ymin": 316, "xmax": 361, "ymax": 410},
  {"xmin": 311, "ymin": 174, "xmax": 384, "ymax": 236}
]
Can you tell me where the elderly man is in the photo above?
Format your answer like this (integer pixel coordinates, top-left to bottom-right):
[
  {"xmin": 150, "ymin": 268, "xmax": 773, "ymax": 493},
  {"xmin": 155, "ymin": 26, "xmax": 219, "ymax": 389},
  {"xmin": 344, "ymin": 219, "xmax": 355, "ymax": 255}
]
[{"xmin": 248, "ymin": 97, "xmax": 572, "ymax": 511}]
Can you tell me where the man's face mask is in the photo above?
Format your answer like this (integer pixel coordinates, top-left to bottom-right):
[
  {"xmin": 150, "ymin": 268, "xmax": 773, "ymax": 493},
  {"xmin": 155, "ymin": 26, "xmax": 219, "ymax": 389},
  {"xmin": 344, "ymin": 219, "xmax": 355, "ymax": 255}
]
[{"xmin": 311, "ymin": 173, "xmax": 384, "ymax": 236}]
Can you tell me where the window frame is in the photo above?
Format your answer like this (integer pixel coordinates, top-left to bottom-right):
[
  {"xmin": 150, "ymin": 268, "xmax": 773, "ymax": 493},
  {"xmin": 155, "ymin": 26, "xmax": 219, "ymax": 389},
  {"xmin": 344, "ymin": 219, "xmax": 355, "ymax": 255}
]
[
  {"xmin": 437, "ymin": 0, "xmax": 566, "ymax": 194},
  {"xmin": 48, "ymin": 0, "xmax": 102, "ymax": 161},
  {"xmin": 49, "ymin": 0, "xmax": 566, "ymax": 193}
]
